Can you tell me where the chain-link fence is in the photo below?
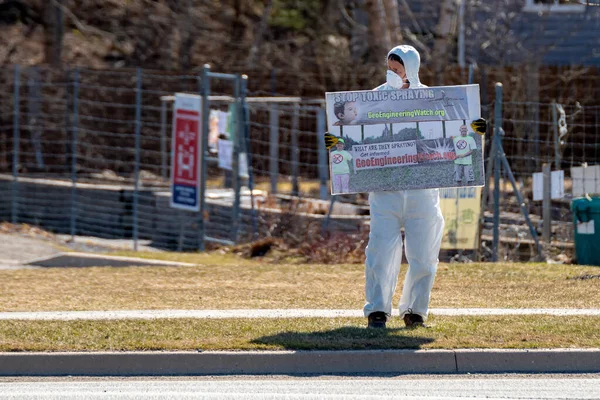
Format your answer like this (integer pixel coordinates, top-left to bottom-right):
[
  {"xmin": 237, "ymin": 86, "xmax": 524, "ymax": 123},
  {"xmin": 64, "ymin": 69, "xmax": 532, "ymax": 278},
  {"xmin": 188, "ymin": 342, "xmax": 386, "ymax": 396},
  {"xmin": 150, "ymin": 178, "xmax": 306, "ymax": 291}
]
[
  {"xmin": 0, "ymin": 66, "xmax": 332, "ymax": 251},
  {"xmin": 0, "ymin": 65, "xmax": 599, "ymax": 261},
  {"xmin": 480, "ymin": 86, "xmax": 600, "ymax": 262}
]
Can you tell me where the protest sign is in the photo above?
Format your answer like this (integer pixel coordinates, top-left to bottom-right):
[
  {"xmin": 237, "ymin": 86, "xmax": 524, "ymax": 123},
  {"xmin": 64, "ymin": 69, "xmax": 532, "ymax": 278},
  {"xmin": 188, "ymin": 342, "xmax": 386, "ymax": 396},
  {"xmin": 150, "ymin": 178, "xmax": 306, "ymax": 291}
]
[{"xmin": 325, "ymin": 85, "xmax": 484, "ymax": 195}]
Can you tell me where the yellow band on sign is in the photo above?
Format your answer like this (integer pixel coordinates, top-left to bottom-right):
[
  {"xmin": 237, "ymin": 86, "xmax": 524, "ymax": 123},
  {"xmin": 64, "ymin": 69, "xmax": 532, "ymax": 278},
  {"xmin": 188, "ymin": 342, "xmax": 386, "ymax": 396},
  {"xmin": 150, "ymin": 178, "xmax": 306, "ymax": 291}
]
[{"xmin": 439, "ymin": 187, "xmax": 482, "ymax": 250}]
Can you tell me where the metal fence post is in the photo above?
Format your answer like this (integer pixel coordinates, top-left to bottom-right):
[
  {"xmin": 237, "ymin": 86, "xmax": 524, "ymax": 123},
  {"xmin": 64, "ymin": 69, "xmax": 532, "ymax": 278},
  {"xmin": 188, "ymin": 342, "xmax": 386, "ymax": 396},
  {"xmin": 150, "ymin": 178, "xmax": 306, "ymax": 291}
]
[
  {"xmin": 317, "ymin": 107, "xmax": 328, "ymax": 200},
  {"xmin": 241, "ymin": 75, "xmax": 258, "ymax": 239},
  {"xmin": 269, "ymin": 103, "xmax": 279, "ymax": 194},
  {"xmin": 291, "ymin": 103, "xmax": 300, "ymax": 196},
  {"xmin": 199, "ymin": 65, "xmax": 211, "ymax": 252},
  {"xmin": 28, "ymin": 66, "xmax": 44, "ymax": 169},
  {"xmin": 498, "ymin": 142, "xmax": 545, "ymax": 260},
  {"xmin": 230, "ymin": 74, "xmax": 241, "ymax": 243},
  {"xmin": 468, "ymin": 63, "xmax": 474, "ymax": 84},
  {"xmin": 160, "ymin": 99, "xmax": 168, "ymax": 181},
  {"xmin": 542, "ymin": 162, "xmax": 551, "ymax": 244},
  {"xmin": 11, "ymin": 65, "xmax": 20, "ymax": 225},
  {"xmin": 478, "ymin": 121, "xmax": 496, "ymax": 261},
  {"xmin": 132, "ymin": 67, "xmax": 142, "ymax": 251},
  {"xmin": 480, "ymin": 67, "xmax": 488, "ymax": 105},
  {"xmin": 532, "ymin": 103, "xmax": 541, "ymax": 171},
  {"xmin": 552, "ymin": 100, "xmax": 560, "ymax": 170},
  {"xmin": 492, "ymin": 83, "xmax": 503, "ymax": 262},
  {"xmin": 70, "ymin": 68, "xmax": 80, "ymax": 240}
]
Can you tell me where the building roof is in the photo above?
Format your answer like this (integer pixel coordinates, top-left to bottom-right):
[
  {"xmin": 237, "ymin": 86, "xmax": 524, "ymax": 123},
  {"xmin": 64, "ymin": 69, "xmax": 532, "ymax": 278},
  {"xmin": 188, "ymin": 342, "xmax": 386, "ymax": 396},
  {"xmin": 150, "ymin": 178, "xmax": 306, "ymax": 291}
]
[
  {"xmin": 397, "ymin": 0, "xmax": 600, "ymax": 66},
  {"xmin": 505, "ymin": 9, "xmax": 600, "ymax": 66}
]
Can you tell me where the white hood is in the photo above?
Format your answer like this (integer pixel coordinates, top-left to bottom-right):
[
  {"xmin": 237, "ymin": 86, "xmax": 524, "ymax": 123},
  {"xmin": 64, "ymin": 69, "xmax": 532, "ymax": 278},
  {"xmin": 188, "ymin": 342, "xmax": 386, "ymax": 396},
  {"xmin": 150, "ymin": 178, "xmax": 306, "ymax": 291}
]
[{"xmin": 375, "ymin": 45, "xmax": 424, "ymax": 90}]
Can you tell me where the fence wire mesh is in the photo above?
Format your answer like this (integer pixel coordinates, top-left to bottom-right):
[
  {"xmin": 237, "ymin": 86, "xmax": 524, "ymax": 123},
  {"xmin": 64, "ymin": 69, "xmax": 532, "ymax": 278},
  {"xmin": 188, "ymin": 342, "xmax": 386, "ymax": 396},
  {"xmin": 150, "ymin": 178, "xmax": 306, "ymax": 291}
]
[{"xmin": 0, "ymin": 65, "xmax": 599, "ymax": 261}]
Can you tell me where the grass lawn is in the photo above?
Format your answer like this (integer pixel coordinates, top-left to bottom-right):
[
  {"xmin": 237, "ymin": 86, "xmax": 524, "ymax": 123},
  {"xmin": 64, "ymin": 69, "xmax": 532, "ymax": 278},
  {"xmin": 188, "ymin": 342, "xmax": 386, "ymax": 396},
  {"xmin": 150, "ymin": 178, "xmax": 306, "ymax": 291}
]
[
  {"xmin": 2, "ymin": 252, "xmax": 600, "ymax": 351},
  {"xmin": 1, "ymin": 254, "xmax": 599, "ymax": 312},
  {"xmin": 2, "ymin": 316, "xmax": 599, "ymax": 352}
]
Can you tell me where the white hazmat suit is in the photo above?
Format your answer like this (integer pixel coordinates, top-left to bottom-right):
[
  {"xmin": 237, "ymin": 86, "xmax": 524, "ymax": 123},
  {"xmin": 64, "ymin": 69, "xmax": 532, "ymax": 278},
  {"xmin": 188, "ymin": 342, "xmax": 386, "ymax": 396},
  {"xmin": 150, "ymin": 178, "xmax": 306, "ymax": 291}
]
[{"xmin": 363, "ymin": 45, "xmax": 445, "ymax": 321}]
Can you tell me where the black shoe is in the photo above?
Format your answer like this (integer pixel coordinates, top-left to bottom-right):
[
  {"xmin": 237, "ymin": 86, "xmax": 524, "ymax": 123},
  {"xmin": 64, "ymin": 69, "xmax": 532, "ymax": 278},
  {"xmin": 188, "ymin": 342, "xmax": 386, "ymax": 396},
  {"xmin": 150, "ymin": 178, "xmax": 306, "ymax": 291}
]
[
  {"xmin": 403, "ymin": 312, "xmax": 426, "ymax": 328},
  {"xmin": 367, "ymin": 311, "xmax": 387, "ymax": 329}
]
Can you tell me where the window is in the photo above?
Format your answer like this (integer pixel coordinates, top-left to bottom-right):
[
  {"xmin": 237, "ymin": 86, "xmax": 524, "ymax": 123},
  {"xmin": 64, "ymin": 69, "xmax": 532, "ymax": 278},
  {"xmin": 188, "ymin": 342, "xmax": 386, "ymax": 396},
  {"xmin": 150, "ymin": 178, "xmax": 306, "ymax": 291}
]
[{"xmin": 523, "ymin": 0, "xmax": 586, "ymax": 12}]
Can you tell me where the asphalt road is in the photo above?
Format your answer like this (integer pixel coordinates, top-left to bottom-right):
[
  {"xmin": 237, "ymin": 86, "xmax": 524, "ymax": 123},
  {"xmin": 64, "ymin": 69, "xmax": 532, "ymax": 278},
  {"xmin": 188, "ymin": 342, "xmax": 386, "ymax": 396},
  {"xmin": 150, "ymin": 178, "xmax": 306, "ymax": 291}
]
[{"xmin": 1, "ymin": 374, "xmax": 599, "ymax": 399}]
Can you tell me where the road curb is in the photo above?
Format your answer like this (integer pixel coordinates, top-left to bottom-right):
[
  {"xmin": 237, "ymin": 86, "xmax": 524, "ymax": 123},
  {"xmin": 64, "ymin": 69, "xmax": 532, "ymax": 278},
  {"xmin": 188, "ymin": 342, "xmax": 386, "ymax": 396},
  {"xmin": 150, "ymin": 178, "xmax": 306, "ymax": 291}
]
[
  {"xmin": 1, "ymin": 349, "xmax": 599, "ymax": 376},
  {"xmin": 454, "ymin": 349, "xmax": 600, "ymax": 373}
]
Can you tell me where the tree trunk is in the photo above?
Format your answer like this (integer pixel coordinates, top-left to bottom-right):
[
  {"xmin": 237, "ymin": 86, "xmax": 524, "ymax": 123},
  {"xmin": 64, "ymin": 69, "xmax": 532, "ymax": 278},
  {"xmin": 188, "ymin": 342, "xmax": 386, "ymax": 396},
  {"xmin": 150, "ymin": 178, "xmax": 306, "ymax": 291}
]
[
  {"xmin": 179, "ymin": 0, "xmax": 194, "ymax": 70},
  {"xmin": 231, "ymin": 0, "xmax": 245, "ymax": 43},
  {"xmin": 246, "ymin": 0, "xmax": 273, "ymax": 69},
  {"xmin": 365, "ymin": 0, "xmax": 390, "ymax": 62},
  {"xmin": 383, "ymin": 0, "xmax": 402, "ymax": 45},
  {"xmin": 43, "ymin": 0, "xmax": 64, "ymax": 66},
  {"xmin": 431, "ymin": 0, "xmax": 456, "ymax": 84}
]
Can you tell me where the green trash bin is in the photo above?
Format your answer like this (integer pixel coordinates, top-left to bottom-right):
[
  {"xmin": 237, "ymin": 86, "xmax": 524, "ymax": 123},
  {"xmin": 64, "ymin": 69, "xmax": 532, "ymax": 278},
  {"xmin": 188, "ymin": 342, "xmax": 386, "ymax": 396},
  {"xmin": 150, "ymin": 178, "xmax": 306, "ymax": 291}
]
[{"xmin": 571, "ymin": 196, "xmax": 600, "ymax": 266}]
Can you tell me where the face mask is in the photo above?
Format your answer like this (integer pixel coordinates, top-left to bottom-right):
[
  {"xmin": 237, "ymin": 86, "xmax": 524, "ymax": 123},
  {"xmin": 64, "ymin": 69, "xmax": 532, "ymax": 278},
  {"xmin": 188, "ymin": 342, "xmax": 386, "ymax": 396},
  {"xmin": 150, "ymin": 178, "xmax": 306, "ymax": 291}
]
[{"xmin": 386, "ymin": 70, "xmax": 406, "ymax": 89}]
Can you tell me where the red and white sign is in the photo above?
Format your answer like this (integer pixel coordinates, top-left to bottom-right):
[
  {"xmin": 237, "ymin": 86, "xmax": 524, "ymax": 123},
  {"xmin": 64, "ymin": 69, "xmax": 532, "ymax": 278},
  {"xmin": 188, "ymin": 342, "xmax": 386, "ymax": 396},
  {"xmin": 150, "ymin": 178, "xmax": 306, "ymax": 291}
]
[{"xmin": 170, "ymin": 93, "xmax": 202, "ymax": 211}]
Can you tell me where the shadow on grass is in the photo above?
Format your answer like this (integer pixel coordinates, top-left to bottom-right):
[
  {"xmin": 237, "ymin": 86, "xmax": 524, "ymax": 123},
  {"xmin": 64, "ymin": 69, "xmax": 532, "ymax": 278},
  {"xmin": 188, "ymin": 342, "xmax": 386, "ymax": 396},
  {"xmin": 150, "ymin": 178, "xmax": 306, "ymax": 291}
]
[{"xmin": 251, "ymin": 326, "xmax": 435, "ymax": 351}]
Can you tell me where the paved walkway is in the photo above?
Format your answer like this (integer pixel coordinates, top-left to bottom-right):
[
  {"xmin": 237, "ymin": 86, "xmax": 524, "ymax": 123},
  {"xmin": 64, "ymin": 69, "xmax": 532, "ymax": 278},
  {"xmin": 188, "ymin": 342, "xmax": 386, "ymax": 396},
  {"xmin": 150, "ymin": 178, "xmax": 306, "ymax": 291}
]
[
  {"xmin": 0, "ymin": 233, "xmax": 61, "ymax": 265},
  {"xmin": 1, "ymin": 308, "xmax": 600, "ymax": 320}
]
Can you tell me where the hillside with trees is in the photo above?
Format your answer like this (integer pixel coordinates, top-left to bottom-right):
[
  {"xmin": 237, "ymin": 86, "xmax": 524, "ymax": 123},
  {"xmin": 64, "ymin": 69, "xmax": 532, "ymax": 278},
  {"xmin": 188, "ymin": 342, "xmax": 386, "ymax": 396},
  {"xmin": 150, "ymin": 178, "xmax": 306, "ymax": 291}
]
[{"xmin": 0, "ymin": 0, "xmax": 480, "ymax": 95}]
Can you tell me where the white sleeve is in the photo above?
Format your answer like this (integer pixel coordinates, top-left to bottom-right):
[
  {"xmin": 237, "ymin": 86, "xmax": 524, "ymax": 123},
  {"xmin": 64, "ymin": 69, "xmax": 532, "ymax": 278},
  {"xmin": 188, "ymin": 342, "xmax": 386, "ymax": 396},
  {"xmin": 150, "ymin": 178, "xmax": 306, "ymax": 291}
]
[{"xmin": 470, "ymin": 137, "xmax": 477, "ymax": 150}]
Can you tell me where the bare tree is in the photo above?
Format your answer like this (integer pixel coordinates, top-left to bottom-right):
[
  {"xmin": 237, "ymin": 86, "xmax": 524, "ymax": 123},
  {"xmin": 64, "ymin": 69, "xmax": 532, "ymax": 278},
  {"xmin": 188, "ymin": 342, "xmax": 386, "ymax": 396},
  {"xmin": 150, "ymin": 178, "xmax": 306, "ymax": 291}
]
[
  {"xmin": 246, "ymin": 0, "xmax": 273, "ymax": 69},
  {"xmin": 383, "ymin": 0, "xmax": 402, "ymax": 45},
  {"xmin": 431, "ymin": 0, "xmax": 457, "ymax": 84},
  {"xmin": 178, "ymin": 0, "xmax": 194, "ymax": 70},
  {"xmin": 44, "ymin": 0, "xmax": 65, "ymax": 66},
  {"xmin": 231, "ymin": 0, "xmax": 246, "ymax": 44},
  {"xmin": 365, "ymin": 0, "xmax": 390, "ymax": 61}
]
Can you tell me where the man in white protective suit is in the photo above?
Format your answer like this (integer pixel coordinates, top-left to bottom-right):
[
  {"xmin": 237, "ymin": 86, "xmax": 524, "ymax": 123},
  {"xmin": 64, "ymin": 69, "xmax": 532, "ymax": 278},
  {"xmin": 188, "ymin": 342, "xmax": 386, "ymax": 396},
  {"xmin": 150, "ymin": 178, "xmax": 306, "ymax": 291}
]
[{"xmin": 363, "ymin": 45, "xmax": 486, "ymax": 329}]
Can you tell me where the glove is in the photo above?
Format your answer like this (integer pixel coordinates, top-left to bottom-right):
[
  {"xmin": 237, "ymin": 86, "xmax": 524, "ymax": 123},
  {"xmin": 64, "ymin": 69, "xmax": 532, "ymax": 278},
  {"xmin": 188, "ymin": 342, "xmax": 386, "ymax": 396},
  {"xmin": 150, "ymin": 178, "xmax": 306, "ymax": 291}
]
[
  {"xmin": 324, "ymin": 132, "xmax": 339, "ymax": 150},
  {"xmin": 471, "ymin": 118, "xmax": 487, "ymax": 135}
]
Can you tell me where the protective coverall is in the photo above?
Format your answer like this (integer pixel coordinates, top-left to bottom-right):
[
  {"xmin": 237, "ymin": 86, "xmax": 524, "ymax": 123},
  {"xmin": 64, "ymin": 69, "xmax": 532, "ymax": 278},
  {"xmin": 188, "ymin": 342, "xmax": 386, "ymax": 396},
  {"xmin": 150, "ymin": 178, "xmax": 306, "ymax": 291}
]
[{"xmin": 363, "ymin": 45, "xmax": 445, "ymax": 321}]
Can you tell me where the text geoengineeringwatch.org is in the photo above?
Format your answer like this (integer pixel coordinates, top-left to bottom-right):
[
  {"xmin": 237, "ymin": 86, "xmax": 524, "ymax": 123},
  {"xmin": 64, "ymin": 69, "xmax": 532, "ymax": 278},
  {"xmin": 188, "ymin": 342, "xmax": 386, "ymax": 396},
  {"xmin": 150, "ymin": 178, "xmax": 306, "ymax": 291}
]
[{"xmin": 367, "ymin": 109, "xmax": 446, "ymax": 119}]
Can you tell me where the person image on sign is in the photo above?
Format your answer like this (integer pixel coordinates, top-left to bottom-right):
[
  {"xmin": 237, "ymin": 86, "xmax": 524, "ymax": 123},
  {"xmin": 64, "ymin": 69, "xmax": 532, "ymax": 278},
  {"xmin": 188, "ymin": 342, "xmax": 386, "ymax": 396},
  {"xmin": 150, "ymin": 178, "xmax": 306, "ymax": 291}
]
[
  {"xmin": 453, "ymin": 124, "xmax": 477, "ymax": 185},
  {"xmin": 330, "ymin": 138, "xmax": 353, "ymax": 193},
  {"xmin": 333, "ymin": 101, "xmax": 358, "ymax": 126},
  {"xmin": 360, "ymin": 45, "xmax": 487, "ymax": 330}
]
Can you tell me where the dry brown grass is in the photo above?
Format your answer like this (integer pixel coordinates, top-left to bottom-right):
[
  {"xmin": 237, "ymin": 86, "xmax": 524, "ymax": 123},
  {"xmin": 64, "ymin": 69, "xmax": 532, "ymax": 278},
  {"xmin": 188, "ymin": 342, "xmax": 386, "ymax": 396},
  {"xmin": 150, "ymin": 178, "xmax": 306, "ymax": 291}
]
[
  {"xmin": 2, "ymin": 316, "xmax": 599, "ymax": 352},
  {"xmin": 1, "ymin": 257, "xmax": 599, "ymax": 312},
  {"xmin": 433, "ymin": 262, "xmax": 600, "ymax": 308}
]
